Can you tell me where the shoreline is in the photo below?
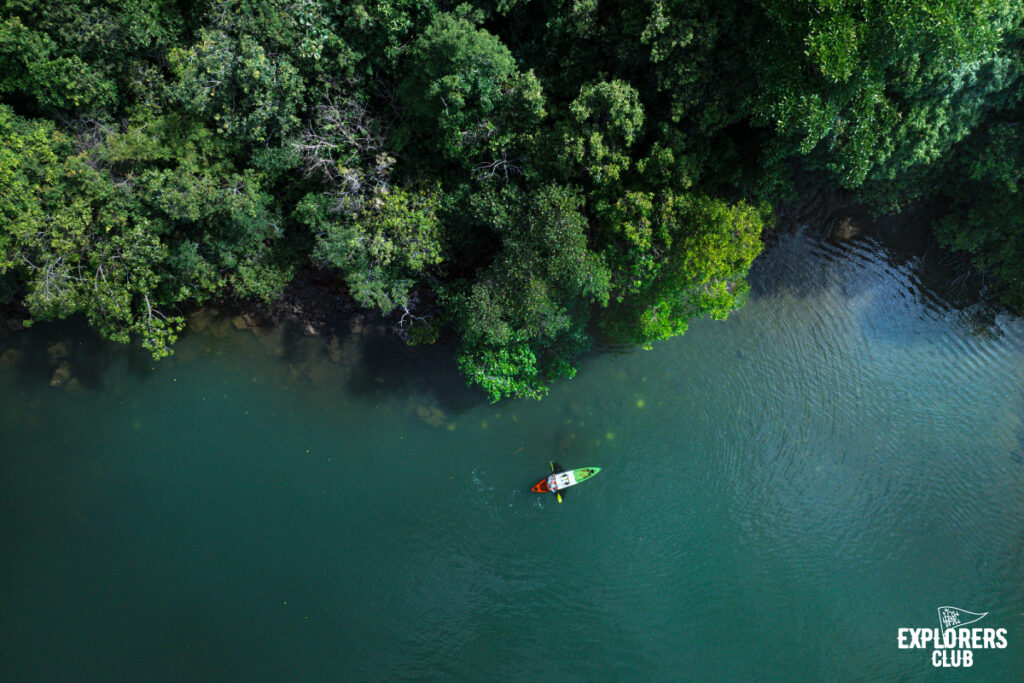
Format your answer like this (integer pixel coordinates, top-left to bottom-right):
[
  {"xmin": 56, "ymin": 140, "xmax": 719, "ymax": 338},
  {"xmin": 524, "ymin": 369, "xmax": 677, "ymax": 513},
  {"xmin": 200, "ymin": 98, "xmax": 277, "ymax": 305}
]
[{"xmin": 0, "ymin": 194, "xmax": 999, "ymax": 382}]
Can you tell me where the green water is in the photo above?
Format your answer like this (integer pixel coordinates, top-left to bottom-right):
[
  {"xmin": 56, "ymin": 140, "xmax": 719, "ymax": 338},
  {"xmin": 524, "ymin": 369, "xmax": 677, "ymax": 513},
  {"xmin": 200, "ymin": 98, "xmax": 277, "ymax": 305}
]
[{"xmin": 2, "ymin": 229, "xmax": 1023, "ymax": 681}]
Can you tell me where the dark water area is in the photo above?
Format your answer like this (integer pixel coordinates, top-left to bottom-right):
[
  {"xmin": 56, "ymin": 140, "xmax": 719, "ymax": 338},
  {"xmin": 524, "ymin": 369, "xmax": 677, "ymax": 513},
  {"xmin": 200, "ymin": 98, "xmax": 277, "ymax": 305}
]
[{"xmin": 2, "ymin": 214, "xmax": 1023, "ymax": 681}]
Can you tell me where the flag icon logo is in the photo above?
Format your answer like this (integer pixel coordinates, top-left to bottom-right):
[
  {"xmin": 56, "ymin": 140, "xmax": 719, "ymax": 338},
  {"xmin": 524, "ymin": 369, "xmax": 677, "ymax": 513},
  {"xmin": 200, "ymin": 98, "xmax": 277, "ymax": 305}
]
[{"xmin": 938, "ymin": 606, "xmax": 988, "ymax": 635}]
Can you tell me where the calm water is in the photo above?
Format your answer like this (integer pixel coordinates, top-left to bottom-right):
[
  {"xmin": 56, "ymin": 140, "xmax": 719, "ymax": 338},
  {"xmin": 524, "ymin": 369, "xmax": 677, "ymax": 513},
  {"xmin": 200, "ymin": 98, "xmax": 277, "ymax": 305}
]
[{"xmin": 2, "ymin": 227, "xmax": 1023, "ymax": 681}]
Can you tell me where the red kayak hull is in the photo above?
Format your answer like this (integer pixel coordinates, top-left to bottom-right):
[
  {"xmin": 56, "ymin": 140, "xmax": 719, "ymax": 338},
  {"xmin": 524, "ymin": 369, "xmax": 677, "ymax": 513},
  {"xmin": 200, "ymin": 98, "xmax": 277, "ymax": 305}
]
[{"xmin": 531, "ymin": 478, "xmax": 551, "ymax": 493}]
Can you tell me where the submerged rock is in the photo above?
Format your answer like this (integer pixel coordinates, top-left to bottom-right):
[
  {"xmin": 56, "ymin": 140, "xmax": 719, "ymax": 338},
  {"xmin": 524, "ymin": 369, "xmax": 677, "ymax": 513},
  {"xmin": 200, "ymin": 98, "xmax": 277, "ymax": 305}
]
[
  {"xmin": 50, "ymin": 361, "xmax": 71, "ymax": 387},
  {"xmin": 188, "ymin": 309, "xmax": 211, "ymax": 333},
  {"xmin": 415, "ymin": 400, "xmax": 447, "ymax": 427},
  {"xmin": 0, "ymin": 348, "xmax": 21, "ymax": 366},
  {"xmin": 47, "ymin": 340, "xmax": 69, "ymax": 363},
  {"xmin": 207, "ymin": 316, "xmax": 232, "ymax": 338},
  {"xmin": 253, "ymin": 325, "xmax": 285, "ymax": 355},
  {"xmin": 189, "ymin": 307, "xmax": 234, "ymax": 337},
  {"xmin": 327, "ymin": 335, "xmax": 343, "ymax": 363},
  {"xmin": 303, "ymin": 360, "xmax": 332, "ymax": 385},
  {"xmin": 831, "ymin": 216, "xmax": 861, "ymax": 241}
]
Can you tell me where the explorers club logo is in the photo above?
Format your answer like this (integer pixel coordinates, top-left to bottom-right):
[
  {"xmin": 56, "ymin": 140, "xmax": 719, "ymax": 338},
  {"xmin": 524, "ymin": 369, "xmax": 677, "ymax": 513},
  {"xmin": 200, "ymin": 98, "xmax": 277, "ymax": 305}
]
[{"xmin": 897, "ymin": 606, "xmax": 1008, "ymax": 668}]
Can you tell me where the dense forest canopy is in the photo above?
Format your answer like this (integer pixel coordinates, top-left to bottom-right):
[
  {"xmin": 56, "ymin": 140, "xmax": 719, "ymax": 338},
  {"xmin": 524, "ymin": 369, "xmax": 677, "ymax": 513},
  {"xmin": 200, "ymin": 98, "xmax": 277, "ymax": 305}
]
[{"xmin": 1, "ymin": 0, "xmax": 1022, "ymax": 400}]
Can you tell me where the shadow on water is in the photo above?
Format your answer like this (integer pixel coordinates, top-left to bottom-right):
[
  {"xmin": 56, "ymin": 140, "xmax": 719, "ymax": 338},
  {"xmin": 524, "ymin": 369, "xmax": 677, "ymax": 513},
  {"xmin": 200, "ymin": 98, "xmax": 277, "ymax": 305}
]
[
  {"xmin": 191, "ymin": 306, "xmax": 488, "ymax": 416},
  {"xmin": 0, "ymin": 303, "xmax": 492, "ymax": 420},
  {"xmin": 0, "ymin": 315, "xmax": 160, "ymax": 392},
  {"xmin": 339, "ymin": 327, "xmax": 477, "ymax": 411},
  {"xmin": 744, "ymin": 199, "xmax": 1017, "ymax": 369}
]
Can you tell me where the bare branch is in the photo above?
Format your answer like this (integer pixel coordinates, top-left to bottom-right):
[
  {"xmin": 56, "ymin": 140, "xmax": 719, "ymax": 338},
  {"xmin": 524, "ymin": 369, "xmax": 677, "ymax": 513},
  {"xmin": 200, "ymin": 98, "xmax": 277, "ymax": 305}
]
[
  {"xmin": 475, "ymin": 149, "xmax": 523, "ymax": 183},
  {"xmin": 294, "ymin": 90, "xmax": 395, "ymax": 213}
]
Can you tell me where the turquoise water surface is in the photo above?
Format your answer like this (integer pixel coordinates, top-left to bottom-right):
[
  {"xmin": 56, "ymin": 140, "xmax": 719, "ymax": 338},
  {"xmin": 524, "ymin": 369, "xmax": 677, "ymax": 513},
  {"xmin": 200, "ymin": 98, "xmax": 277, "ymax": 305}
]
[{"xmin": 2, "ymin": 227, "xmax": 1023, "ymax": 681}]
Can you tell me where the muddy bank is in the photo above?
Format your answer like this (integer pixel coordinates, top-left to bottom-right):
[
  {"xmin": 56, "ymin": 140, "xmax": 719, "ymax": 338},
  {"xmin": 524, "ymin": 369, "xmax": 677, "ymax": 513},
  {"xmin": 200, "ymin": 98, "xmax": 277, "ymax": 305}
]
[
  {"xmin": 204, "ymin": 268, "xmax": 442, "ymax": 343},
  {"xmin": 208, "ymin": 268, "xmax": 360, "ymax": 337},
  {"xmin": 0, "ymin": 266, "xmax": 435, "ymax": 355}
]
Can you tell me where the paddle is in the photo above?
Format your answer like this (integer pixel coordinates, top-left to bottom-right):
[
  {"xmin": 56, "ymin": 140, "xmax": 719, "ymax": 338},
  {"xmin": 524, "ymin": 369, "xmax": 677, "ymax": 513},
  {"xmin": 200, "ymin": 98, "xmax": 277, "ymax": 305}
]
[{"xmin": 550, "ymin": 461, "xmax": 564, "ymax": 504}]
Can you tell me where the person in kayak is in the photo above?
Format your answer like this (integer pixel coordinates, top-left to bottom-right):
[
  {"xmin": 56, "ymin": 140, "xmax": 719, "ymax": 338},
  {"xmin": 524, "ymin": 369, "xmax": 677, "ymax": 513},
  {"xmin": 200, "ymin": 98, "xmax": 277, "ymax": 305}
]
[{"xmin": 547, "ymin": 473, "xmax": 559, "ymax": 492}]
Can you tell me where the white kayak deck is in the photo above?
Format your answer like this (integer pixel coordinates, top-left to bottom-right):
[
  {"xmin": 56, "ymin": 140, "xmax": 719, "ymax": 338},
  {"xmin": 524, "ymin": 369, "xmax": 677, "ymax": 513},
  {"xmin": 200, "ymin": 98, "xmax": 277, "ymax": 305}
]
[{"xmin": 548, "ymin": 470, "xmax": 578, "ymax": 491}]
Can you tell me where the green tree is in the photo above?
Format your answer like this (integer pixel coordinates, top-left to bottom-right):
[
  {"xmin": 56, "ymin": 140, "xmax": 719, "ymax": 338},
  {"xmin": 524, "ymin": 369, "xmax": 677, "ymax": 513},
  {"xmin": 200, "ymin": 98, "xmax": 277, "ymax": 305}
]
[
  {"xmin": 396, "ymin": 12, "xmax": 545, "ymax": 167},
  {"xmin": 935, "ymin": 118, "xmax": 1024, "ymax": 312},
  {"xmin": 0, "ymin": 106, "xmax": 183, "ymax": 355},
  {"xmin": 749, "ymin": 0, "xmax": 1022, "ymax": 196},
  {"xmin": 601, "ymin": 193, "xmax": 765, "ymax": 346},
  {"xmin": 448, "ymin": 184, "xmax": 610, "ymax": 401},
  {"xmin": 557, "ymin": 80, "xmax": 644, "ymax": 186},
  {"xmin": 2, "ymin": 0, "xmax": 1021, "ymax": 401},
  {"xmin": 168, "ymin": 29, "xmax": 305, "ymax": 143},
  {"xmin": 0, "ymin": 14, "xmax": 117, "ymax": 112},
  {"xmin": 299, "ymin": 185, "xmax": 444, "ymax": 312}
]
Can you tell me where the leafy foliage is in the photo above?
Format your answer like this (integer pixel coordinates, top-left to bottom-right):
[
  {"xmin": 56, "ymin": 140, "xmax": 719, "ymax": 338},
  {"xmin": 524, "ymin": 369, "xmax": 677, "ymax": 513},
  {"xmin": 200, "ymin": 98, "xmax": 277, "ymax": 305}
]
[
  {"xmin": 749, "ymin": 0, "xmax": 1022, "ymax": 193},
  {"xmin": 1, "ymin": 0, "xmax": 1022, "ymax": 398},
  {"xmin": 0, "ymin": 106, "xmax": 182, "ymax": 355},
  {"xmin": 396, "ymin": 12, "xmax": 545, "ymax": 166},
  {"xmin": 602, "ymin": 194, "xmax": 766, "ymax": 346},
  {"xmin": 301, "ymin": 184, "xmax": 444, "ymax": 311},
  {"xmin": 447, "ymin": 184, "xmax": 610, "ymax": 401},
  {"xmin": 935, "ymin": 118, "xmax": 1024, "ymax": 310},
  {"xmin": 168, "ymin": 29, "xmax": 305, "ymax": 143},
  {"xmin": 558, "ymin": 80, "xmax": 644, "ymax": 186}
]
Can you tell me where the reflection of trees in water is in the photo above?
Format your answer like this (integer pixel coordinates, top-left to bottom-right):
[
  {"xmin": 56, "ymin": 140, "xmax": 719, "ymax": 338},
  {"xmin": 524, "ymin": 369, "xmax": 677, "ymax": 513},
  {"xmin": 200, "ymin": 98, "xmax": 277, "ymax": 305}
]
[
  {"xmin": 0, "ymin": 308, "xmax": 481, "ymax": 415},
  {"xmin": 0, "ymin": 316, "xmax": 145, "ymax": 391}
]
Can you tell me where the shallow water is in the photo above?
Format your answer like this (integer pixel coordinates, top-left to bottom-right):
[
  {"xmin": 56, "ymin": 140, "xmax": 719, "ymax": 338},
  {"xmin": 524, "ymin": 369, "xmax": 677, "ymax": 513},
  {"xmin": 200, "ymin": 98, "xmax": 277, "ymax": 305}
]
[{"xmin": 2, "ymin": 226, "xmax": 1023, "ymax": 681}]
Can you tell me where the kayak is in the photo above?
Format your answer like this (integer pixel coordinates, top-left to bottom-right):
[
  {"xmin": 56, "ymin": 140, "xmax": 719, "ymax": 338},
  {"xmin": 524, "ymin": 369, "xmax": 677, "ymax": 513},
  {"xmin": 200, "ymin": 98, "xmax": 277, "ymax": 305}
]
[{"xmin": 531, "ymin": 467, "xmax": 601, "ymax": 494}]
